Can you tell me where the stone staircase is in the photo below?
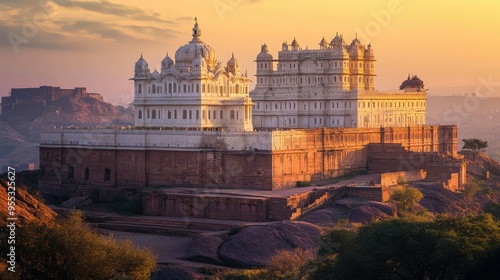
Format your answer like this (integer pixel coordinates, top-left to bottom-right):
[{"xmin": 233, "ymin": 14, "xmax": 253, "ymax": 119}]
[{"xmin": 289, "ymin": 187, "xmax": 343, "ymax": 220}]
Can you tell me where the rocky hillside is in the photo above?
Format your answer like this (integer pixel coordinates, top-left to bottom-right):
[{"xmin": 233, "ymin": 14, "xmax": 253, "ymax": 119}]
[
  {"xmin": 0, "ymin": 95, "xmax": 133, "ymax": 171},
  {"xmin": 0, "ymin": 180, "xmax": 56, "ymax": 226}
]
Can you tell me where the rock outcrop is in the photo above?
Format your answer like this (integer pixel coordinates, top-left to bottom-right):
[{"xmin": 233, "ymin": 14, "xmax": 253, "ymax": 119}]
[
  {"xmin": 300, "ymin": 198, "xmax": 397, "ymax": 225},
  {"xmin": 217, "ymin": 221, "xmax": 322, "ymax": 267}
]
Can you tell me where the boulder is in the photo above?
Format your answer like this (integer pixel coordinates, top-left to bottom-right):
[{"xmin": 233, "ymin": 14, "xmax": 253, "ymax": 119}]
[
  {"xmin": 61, "ymin": 196, "xmax": 92, "ymax": 208},
  {"xmin": 300, "ymin": 207, "xmax": 348, "ymax": 225},
  {"xmin": 348, "ymin": 202, "xmax": 397, "ymax": 224},
  {"xmin": 218, "ymin": 221, "xmax": 321, "ymax": 268},
  {"xmin": 186, "ymin": 235, "xmax": 225, "ymax": 264}
]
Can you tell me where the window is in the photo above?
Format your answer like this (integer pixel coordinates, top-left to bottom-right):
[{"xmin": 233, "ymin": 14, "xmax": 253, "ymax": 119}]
[
  {"xmin": 196, "ymin": 110, "xmax": 199, "ymax": 119},
  {"xmin": 168, "ymin": 83, "xmax": 172, "ymax": 93},
  {"xmin": 168, "ymin": 111, "xmax": 171, "ymax": 119},
  {"xmin": 202, "ymin": 84, "xmax": 206, "ymax": 93},
  {"xmin": 196, "ymin": 84, "xmax": 199, "ymax": 93},
  {"xmin": 230, "ymin": 110, "xmax": 235, "ymax": 119},
  {"xmin": 174, "ymin": 110, "xmax": 177, "ymax": 119},
  {"xmin": 213, "ymin": 111, "xmax": 216, "ymax": 119},
  {"xmin": 220, "ymin": 110, "xmax": 223, "ymax": 119},
  {"xmin": 85, "ymin": 167, "xmax": 89, "ymax": 180},
  {"xmin": 183, "ymin": 110, "xmax": 187, "ymax": 119},
  {"xmin": 104, "ymin": 168, "xmax": 111, "ymax": 181},
  {"xmin": 152, "ymin": 85, "xmax": 156, "ymax": 93},
  {"xmin": 68, "ymin": 166, "xmax": 74, "ymax": 180},
  {"xmin": 138, "ymin": 84, "xmax": 142, "ymax": 93},
  {"xmin": 138, "ymin": 110, "xmax": 142, "ymax": 119},
  {"xmin": 147, "ymin": 109, "xmax": 150, "ymax": 119},
  {"xmin": 189, "ymin": 110, "xmax": 192, "ymax": 119},
  {"xmin": 173, "ymin": 83, "xmax": 177, "ymax": 93}
]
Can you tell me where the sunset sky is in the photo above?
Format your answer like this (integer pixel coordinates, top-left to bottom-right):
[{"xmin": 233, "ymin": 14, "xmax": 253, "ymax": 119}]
[{"xmin": 1, "ymin": 0, "xmax": 500, "ymax": 105}]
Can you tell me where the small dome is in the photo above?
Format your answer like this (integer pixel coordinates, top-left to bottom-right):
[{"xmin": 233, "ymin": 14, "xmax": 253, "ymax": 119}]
[
  {"xmin": 227, "ymin": 52, "xmax": 238, "ymax": 67},
  {"xmin": 161, "ymin": 53, "xmax": 174, "ymax": 69},
  {"xmin": 400, "ymin": 75, "xmax": 425, "ymax": 90},
  {"xmin": 192, "ymin": 54, "xmax": 207, "ymax": 68},
  {"xmin": 329, "ymin": 33, "xmax": 344, "ymax": 48},
  {"xmin": 364, "ymin": 43, "xmax": 374, "ymax": 59},
  {"xmin": 257, "ymin": 44, "xmax": 273, "ymax": 60},
  {"xmin": 135, "ymin": 54, "xmax": 148, "ymax": 69}
]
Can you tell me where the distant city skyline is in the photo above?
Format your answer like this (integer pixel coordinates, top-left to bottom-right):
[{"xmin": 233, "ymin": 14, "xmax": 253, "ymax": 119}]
[{"xmin": 2, "ymin": 0, "xmax": 500, "ymax": 105}]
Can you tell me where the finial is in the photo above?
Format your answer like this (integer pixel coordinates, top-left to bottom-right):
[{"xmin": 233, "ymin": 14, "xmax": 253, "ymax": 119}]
[
  {"xmin": 336, "ymin": 32, "xmax": 338, "ymax": 36},
  {"xmin": 356, "ymin": 33, "xmax": 358, "ymax": 39},
  {"xmin": 140, "ymin": 52, "xmax": 143, "ymax": 59},
  {"xmin": 194, "ymin": 17, "xmax": 197, "ymax": 23},
  {"xmin": 232, "ymin": 52, "xmax": 234, "ymax": 59}
]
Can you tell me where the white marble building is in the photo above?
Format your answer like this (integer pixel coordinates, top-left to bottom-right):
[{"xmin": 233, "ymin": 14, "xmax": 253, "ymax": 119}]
[
  {"xmin": 131, "ymin": 19, "xmax": 253, "ymax": 131},
  {"xmin": 251, "ymin": 35, "xmax": 426, "ymax": 129}
]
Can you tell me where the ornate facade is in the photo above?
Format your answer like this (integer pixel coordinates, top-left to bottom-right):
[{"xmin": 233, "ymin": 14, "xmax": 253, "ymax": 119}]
[
  {"xmin": 132, "ymin": 19, "xmax": 253, "ymax": 131},
  {"xmin": 251, "ymin": 36, "xmax": 426, "ymax": 129}
]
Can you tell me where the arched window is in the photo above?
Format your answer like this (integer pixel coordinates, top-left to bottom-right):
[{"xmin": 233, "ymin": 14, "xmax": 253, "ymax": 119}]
[
  {"xmin": 167, "ymin": 111, "xmax": 171, "ymax": 119},
  {"xmin": 138, "ymin": 110, "xmax": 142, "ymax": 119},
  {"xmin": 235, "ymin": 84, "xmax": 239, "ymax": 94},
  {"xmin": 147, "ymin": 109, "xmax": 150, "ymax": 119},
  {"xmin": 152, "ymin": 85, "xmax": 156, "ymax": 93},
  {"xmin": 213, "ymin": 111, "xmax": 216, "ymax": 119},
  {"xmin": 174, "ymin": 110, "xmax": 177, "ymax": 119},
  {"xmin": 189, "ymin": 110, "xmax": 192, "ymax": 119},
  {"xmin": 202, "ymin": 84, "xmax": 206, "ymax": 93},
  {"xmin": 138, "ymin": 84, "xmax": 142, "ymax": 93},
  {"xmin": 168, "ymin": 83, "xmax": 172, "ymax": 93},
  {"xmin": 196, "ymin": 110, "xmax": 199, "ymax": 119},
  {"xmin": 196, "ymin": 84, "xmax": 199, "ymax": 93},
  {"xmin": 230, "ymin": 110, "xmax": 235, "ymax": 119},
  {"xmin": 182, "ymin": 110, "xmax": 187, "ymax": 119},
  {"xmin": 220, "ymin": 110, "xmax": 223, "ymax": 119},
  {"xmin": 152, "ymin": 109, "xmax": 156, "ymax": 119},
  {"xmin": 173, "ymin": 83, "xmax": 177, "ymax": 93}
]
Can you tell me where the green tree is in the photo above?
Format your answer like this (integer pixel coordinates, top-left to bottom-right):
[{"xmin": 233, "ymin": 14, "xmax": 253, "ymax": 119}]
[
  {"xmin": 308, "ymin": 215, "xmax": 500, "ymax": 280},
  {"xmin": 391, "ymin": 186, "xmax": 424, "ymax": 213},
  {"xmin": 462, "ymin": 138, "xmax": 488, "ymax": 153},
  {"xmin": 1, "ymin": 211, "xmax": 157, "ymax": 280}
]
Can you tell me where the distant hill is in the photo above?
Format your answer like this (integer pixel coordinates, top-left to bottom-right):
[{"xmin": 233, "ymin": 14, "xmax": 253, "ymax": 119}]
[
  {"xmin": 427, "ymin": 96, "xmax": 500, "ymax": 161},
  {"xmin": 0, "ymin": 95, "xmax": 133, "ymax": 171}
]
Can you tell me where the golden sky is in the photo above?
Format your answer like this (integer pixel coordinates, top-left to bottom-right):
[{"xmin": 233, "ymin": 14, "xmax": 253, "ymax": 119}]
[{"xmin": 1, "ymin": 0, "xmax": 500, "ymax": 105}]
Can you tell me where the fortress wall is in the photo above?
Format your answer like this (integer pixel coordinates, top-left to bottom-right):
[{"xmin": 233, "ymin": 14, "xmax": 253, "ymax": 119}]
[{"xmin": 39, "ymin": 125, "xmax": 462, "ymax": 191}]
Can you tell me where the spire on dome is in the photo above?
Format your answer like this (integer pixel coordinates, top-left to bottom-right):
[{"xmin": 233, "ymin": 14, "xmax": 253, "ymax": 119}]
[{"xmin": 191, "ymin": 17, "xmax": 202, "ymax": 42}]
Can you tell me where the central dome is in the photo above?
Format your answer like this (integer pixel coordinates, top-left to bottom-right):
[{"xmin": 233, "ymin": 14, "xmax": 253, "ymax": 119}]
[{"xmin": 174, "ymin": 19, "xmax": 217, "ymax": 70}]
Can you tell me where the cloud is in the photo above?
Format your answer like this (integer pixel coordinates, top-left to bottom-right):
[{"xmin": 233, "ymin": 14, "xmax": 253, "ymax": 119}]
[
  {"xmin": 56, "ymin": 0, "xmax": 175, "ymax": 24},
  {"xmin": 0, "ymin": 0, "xmax": 184, "ymax": 51},
  {"xmin": 0, "ymin": 24, "xmax": 81, "ymax": 52}
]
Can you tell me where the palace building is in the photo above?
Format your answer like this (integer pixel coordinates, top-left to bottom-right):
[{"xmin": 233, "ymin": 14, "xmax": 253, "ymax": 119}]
[
  {"xmin": 39, "ymin": 20, "xmax": 465, "ymax": 221},
  {"xmin": 132, "ymin": 19, "xmax": 253, "ymax": 131},
  {"xmin": 251, "ymin": 36, "xmax": 426, "ymax": 129}
]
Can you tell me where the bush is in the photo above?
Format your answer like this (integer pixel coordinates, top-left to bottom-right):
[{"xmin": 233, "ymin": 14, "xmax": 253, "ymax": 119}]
[
  {"xmin": 464, "ymin": 181, "xmax": 481, "ymax": 199},
  {"xmin": 391, "ymin": 186, "xmax": 423, "ymax": 214},
  {"xmin": 0, "ymin": 211, "xmax": 157, "ymax": 280}
]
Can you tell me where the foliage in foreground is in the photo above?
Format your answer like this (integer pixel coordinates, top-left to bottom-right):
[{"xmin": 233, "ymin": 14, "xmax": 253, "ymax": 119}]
[
  {"xmin": 310, "ymin": 214, "xmax": 500, "ymax": 280},
  {"xmin": 0, "ymin": 211, "xmax": 157, "ymax": 280},
  {"xmin": 220, "ymin": 215, "xmax": 500, "ymax": 280}
]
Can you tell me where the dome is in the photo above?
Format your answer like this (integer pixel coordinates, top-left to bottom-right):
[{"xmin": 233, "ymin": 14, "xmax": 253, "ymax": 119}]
[
  {"xmin": 135, "ymin": 54, "xmax": 148, "ymax": 69},
  {"xmin": 329, "ymin": 33, "xmax": 344, "ymax": 48},
  {"xmin": 227, "ymin": 52, "xmax": 238, "ymax": 68},
  {"xmin": 257, "ymin": 44, "xmax": 273, "ymax": 60},
  {"xmin": 161, "ymin": 52, "xmax": 174, "ymax": 69},
  {"xmin": 400, "ymin": 75, "xmax": 425, "ymax": 90},
  {"xmin": 192, "ymin": 54, "xmax": 207, "ymax": 68},
  {"xmin": 364, "ymin": 43, "xmax": 374, "ymax": 59},
  {"xmin": 174, "ymin": 19, "xmax": 217, "ymax": 70}
]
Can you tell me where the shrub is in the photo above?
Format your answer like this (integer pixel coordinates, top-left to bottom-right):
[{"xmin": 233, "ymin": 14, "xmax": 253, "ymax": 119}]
[{"xmin": 296, "ymin": 181, "xmax": 311, "ymax": 188}]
